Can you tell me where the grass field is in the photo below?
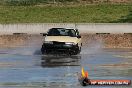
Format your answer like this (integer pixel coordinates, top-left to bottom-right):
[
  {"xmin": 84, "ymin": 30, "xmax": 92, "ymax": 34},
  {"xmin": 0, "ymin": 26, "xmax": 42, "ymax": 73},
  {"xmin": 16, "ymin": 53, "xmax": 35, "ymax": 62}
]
[{"xmin": 0, "ymin": 4, "xmax": 132, "ymax": 23}]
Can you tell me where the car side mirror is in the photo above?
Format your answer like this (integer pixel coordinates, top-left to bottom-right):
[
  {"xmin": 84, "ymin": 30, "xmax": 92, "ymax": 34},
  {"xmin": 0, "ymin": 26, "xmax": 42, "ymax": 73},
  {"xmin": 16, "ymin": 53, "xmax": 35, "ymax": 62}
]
[
  {"xmin": 77, "ymin": 35, "xmax": 81, "ymax": 38},
  {"xmin": 43, "ymin": 33, "xmax": 47, "ymax": 36}
]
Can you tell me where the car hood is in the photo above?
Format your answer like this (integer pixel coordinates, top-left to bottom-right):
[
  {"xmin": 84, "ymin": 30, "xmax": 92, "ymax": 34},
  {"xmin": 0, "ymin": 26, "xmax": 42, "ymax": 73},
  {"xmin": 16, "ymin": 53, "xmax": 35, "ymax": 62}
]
[{"xmin": 45, "ymin": 36, "xmax": 79, "ymax": 44}]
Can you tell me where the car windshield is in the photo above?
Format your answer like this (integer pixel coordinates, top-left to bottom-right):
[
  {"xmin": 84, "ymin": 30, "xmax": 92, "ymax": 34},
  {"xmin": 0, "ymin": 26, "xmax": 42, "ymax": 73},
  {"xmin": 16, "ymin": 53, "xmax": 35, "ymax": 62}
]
[{"xmin": 47, "ymin": 28, "xmax": 76, "ymax": 37}]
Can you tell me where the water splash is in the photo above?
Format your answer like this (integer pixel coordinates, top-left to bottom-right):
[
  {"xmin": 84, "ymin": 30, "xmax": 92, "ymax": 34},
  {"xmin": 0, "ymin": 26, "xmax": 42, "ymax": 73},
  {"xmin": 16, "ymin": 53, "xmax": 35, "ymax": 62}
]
[{"xmin": 81, "ymin": 39, "xmax": 103, "ymax": 55}]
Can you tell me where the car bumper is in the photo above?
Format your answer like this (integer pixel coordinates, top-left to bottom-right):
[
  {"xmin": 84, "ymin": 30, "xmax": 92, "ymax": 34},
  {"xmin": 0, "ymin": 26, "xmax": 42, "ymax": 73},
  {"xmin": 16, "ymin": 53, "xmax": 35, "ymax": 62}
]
[{"xmin": 41, "ymin": 43, "xmax": 79, "ymax": 53}]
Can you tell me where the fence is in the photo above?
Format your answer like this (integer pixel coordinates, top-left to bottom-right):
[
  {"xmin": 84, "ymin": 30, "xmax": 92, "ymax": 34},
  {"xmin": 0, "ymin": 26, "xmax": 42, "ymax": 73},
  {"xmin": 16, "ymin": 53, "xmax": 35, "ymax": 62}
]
[{"xmin": 0, "ymin": 23, "xmax": 132, "ymax": 35}]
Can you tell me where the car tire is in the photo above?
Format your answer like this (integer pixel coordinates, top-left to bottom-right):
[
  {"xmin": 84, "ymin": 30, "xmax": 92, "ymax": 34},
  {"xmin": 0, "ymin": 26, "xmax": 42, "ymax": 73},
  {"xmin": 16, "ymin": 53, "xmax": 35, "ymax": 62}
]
[
  {"xmin": 41, "ymin": 48, "xmax": 44, "ymax": 54},
  {"xmin": 41, "ymin": 45, "xmax": 46, "ymax": 54},
  {"xmin": 72, "ymin": 46, "xmax": 80, "ymax": 55}
]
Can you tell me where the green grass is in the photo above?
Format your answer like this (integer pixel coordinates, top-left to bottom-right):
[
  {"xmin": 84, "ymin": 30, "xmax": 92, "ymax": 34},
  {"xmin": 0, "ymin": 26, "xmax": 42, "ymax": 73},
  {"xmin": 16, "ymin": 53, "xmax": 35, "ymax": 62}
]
[
  {"xmin": 0, "ymin": 4, "xmax": 132, "ymax": 23},
  {"xmin": 0, "ymin": 0, "xmax": 79, "ymax": 6}
]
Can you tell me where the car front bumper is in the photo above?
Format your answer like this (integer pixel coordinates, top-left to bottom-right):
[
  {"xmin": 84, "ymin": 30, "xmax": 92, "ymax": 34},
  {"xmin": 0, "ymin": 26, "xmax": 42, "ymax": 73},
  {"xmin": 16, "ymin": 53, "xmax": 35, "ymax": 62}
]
[{"xmin": 41, "ymin": 43, "xmax": 79, "ymax": 54}]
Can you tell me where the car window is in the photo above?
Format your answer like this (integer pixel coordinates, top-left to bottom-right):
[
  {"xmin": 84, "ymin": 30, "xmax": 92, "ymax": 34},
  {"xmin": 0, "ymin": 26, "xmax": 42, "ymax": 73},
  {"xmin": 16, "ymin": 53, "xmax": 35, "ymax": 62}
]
[
  {"xmin": 48, "ymin": 28, "xmax": 76, "ymax": 37},
  {"xmin": 76, "ymin": 29, "xmax": 80, "ymax": 36},
  {"xmin": 48, "ymin": 28, "xmax": 60, "ymax": 36}
]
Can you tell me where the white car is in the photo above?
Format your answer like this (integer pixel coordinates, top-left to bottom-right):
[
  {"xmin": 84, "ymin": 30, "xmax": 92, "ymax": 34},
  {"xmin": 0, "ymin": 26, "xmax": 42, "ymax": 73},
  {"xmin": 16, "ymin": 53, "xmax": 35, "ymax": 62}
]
[{"xmin": 41, "ymin": 28, "xmax": 82, "ymax": 55}]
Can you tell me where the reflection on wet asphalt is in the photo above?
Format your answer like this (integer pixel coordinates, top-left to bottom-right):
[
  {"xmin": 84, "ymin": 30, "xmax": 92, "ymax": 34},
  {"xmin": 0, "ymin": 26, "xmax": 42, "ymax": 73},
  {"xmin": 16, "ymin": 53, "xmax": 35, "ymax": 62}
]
[
  {"xmin": 0, "ymin": 35, "xmax": 131, "ymax": 88},
  {"xmin": 41, "ymin": 55, "xmax": 81, "ymax": 67}
]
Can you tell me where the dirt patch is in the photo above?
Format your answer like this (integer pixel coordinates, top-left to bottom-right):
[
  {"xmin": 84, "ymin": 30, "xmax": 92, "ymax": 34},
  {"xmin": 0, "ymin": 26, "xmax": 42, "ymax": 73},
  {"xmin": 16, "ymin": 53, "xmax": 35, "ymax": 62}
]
[
  {"xmin": 82, "ymin": 34, "xmax": 132, "ymax": 48},
  {"xmin": 0, "ymin": 35, "xmax": 31, "ymax": 47},
  {"xmin": 0, "ymin": 34, "xmax": 132, "ymax": 48}
]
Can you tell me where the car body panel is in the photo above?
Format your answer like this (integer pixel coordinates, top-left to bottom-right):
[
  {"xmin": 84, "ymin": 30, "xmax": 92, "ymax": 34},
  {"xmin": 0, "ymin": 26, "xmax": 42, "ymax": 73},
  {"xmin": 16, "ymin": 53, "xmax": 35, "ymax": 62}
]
[
  {"xmin": 41, "ymin": 28, "xmax": 82, "ymax": 55},
  {"xmin": 45, "ymin": 36, "xmax": 80, "ymax": 45}
]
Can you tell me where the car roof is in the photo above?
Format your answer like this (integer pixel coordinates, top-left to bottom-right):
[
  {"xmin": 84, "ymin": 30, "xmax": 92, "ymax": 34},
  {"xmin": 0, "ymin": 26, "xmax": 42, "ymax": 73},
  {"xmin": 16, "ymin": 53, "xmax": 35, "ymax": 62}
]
[
  {"xmin": 50, "ymin": 28, "xmax": 77, "ymax": 30},
  {"xmin": 50, "ymin": 28, "xmax": 65, "ymax": 29}
]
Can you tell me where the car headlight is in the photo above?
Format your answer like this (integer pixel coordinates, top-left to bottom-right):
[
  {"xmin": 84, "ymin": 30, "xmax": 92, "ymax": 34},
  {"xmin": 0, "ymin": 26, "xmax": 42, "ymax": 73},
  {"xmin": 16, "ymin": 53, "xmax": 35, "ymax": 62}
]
[
  {"xmin": 65, "ymin": 42, "xmax": 76, "ymax": 45},
  {"xmin": 44, "ymin": 41, "xmax": 53, "ymax": 44}
]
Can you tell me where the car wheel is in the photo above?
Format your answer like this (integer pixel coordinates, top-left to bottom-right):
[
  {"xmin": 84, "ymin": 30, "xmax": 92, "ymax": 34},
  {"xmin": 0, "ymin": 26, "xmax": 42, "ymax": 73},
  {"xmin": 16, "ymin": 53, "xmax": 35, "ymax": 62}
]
[
  {"xmin": 72, "ymin": 46, "xmax": 80, "ymax": 55},
  {"xmin": 41, "ymin": 48, "xmax": 44, "ymax": 54},
  {"xmin": 41, "ymin": 45, "xmax": 46, "ymax": 54}
]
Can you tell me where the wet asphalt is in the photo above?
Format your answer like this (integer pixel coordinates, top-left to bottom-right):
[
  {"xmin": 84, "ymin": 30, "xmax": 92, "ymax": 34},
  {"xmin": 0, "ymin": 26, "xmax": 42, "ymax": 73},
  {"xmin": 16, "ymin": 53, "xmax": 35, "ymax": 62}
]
[{"xmin": 0, "ymin": 35, "xmax": 131, "ymax": 88}]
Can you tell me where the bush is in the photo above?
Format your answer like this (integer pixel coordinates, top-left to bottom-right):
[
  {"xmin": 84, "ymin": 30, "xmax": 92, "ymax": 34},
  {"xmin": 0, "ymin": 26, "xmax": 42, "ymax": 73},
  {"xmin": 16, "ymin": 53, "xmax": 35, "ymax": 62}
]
[
  {"xmin": 5, "ymin": 0, "xmax": 38, "ymax": 6},
  {"xmin": 5, "ymin": 0, "xmax": 79, "ymax": 6},
  {"xmin": 0, "ymin": 0, "xmax": 6, "ymax": 5},
  {"xmin": 57, "ymin": 0, "xmax": 78, "ymax": 2}
]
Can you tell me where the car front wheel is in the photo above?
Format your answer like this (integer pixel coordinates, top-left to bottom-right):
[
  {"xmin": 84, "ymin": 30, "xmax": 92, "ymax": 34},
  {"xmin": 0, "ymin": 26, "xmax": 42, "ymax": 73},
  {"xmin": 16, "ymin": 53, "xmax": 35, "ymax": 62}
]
[{"xmin": 72, "ymin": 46, "xmax": 81, "ymax": 55}]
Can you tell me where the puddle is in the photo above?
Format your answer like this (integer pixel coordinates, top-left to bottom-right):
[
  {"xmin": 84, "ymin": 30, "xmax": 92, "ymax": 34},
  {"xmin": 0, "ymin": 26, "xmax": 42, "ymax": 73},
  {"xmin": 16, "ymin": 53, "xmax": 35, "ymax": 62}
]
[{"xmin": 0, "ymin": 35, "xmax": 131, "ymax": 88}]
